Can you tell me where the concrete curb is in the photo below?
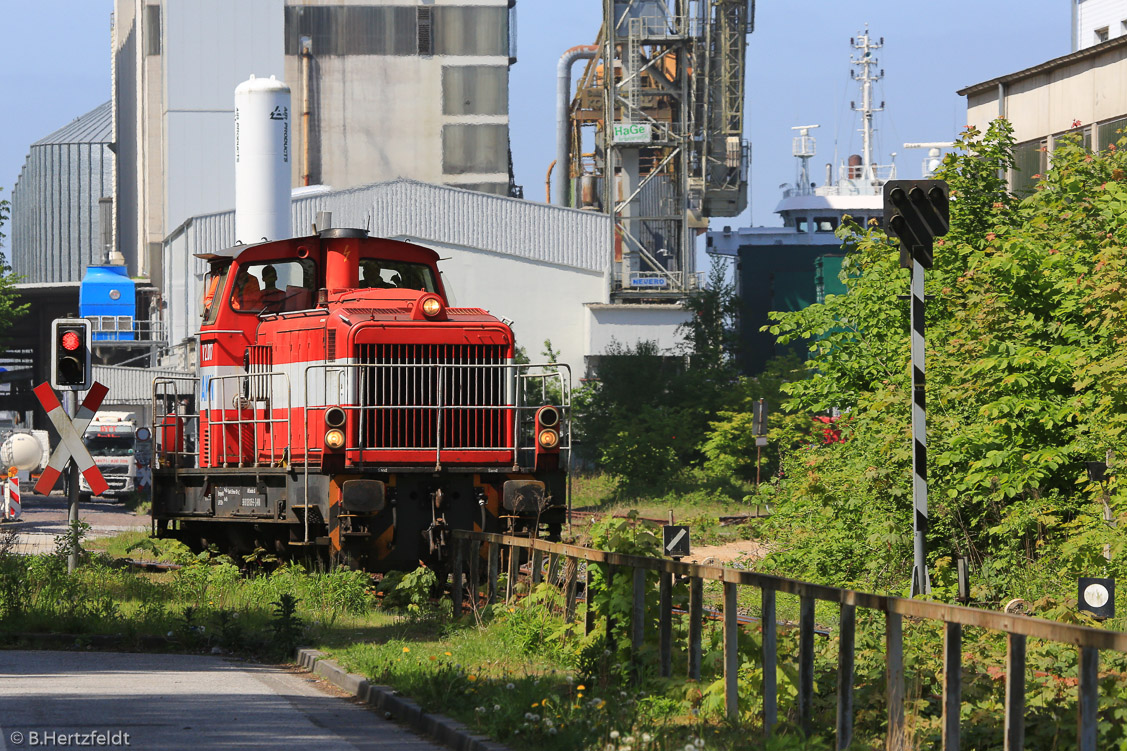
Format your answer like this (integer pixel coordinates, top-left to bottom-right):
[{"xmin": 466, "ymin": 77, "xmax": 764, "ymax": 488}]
[{"xmin": 296, "ymin": 648, "xmax": 508, "ymax": 751}]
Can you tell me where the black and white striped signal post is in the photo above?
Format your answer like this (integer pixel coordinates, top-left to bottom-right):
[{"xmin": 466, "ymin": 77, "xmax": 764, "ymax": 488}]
[{"xmin": 883, "ymin": 180, "xmax": 949, "ymax": 597}]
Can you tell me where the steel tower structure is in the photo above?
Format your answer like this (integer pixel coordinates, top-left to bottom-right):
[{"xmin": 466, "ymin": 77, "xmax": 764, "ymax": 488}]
[{"xmin": 567, "ymin": 0, "xmax": 753, "ymax": 302}]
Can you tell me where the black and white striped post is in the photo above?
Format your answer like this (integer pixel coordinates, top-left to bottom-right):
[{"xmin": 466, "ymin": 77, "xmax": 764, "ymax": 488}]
[{"xmin": 884, "ymin": 180, "xmax": 949, "ymax": 598}]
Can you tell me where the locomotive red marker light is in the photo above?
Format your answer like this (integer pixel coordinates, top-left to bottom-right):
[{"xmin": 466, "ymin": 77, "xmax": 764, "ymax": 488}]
[{"xmin": 61, "ymin": 331, "xmax": 82, "ymax": 351}]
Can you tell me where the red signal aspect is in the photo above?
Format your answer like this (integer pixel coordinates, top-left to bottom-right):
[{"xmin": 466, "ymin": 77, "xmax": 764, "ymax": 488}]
[{"xmin": 61, "ymin": 331, "xmax": 82, "ymax": 351}]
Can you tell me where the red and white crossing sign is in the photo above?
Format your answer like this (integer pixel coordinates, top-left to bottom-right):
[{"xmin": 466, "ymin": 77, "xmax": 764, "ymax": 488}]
[{"xmin": 34, "ymin": 381, "xmax": 109, "ymax": 497}]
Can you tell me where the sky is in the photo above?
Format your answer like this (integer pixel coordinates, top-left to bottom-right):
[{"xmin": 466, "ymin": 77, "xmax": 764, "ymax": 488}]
[{"xmin": 1, "ymin": 1, "xmax": 1071, "ymax": 240}]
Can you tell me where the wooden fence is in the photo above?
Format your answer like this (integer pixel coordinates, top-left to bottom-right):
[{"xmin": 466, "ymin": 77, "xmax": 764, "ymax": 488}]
[{"xmin": 451, "ymin": 529, "xmax": 1127, "ymax": 751}]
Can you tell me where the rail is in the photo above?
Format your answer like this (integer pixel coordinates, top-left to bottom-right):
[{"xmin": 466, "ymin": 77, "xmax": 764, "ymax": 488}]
[
  {"xmin": 451, "ymin": 530, "xmax": 1122, "ymax": 751},
  {"xmin": 87, "ymin": 315, "xmax": 166, "ymax": 343}
]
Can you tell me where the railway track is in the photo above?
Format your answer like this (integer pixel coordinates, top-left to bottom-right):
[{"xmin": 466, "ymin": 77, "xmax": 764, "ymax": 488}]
[{"xmin": 569, "ymin": 508, "xmax": 769, "ymax": 526}]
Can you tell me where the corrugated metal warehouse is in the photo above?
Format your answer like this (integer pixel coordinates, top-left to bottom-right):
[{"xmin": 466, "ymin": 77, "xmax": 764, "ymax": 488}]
[
  {"xmin": 162, "ymin": 179, "xmax": 688, "ymax": 377},
  {"xmin": 9, "ymin": 102, "xmax": 114, "ymax": 283}
]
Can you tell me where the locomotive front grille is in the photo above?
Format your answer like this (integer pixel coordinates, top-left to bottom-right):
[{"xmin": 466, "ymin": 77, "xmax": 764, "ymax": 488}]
[{"xmin": 355, "ymin": 343, "xmax": 508, "ymax": 451}]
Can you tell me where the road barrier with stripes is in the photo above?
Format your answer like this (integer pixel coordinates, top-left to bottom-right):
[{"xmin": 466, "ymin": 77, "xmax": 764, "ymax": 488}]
[{"xmin": 451, "ymin": 529, "xmax": 1123, "ymax": 751}]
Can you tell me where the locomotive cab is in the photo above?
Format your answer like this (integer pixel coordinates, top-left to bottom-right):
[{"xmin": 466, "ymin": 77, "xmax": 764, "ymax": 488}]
[{"xmin": 152, "ymin": 228, "xmax": 570, "ymax": 571}]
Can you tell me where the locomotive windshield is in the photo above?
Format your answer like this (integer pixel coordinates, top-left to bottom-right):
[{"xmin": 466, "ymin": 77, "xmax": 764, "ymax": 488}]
[
  {"xmin": 359, "ymin": 259, "xmax": 437, "ymax": 293},
  {"xmin": 231, "ymin": 259, "xmax": 317, "ymax": 314}
]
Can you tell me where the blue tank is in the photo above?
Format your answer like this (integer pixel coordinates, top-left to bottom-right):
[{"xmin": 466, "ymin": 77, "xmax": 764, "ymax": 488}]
[{"xmin": 80, "ymin": 265, "xmax": 136, "ymax": 342}]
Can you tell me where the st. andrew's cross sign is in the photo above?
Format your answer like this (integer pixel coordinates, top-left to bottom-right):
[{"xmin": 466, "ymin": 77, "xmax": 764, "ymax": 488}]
[{"xmin": 33, "ymin": 381, "xmax": 109, "ymax": 497}]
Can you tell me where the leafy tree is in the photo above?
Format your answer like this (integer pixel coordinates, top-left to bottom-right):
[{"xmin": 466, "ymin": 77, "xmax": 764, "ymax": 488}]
[
  {"xmin": 0, "ymin": 189, "xmax": 28, "ymax": 351},
  {"xmin": 576, "ymin": 260, "xmax": 743, "ymax": 495},
  {"xmin": 760, "ymin": 120, "xmax": 1127, "ymax": 594},
  {"xmin": 678, "ymin": 255, "xmax": 740, "ymax": 371}
]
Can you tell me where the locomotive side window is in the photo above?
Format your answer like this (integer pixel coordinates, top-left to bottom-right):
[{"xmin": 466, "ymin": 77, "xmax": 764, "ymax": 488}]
[
  {"xmin": 201, "ymin": 264, "xmax": 230, "ymax": 324},
  {"xmin": 359, "ymin": 259, "xmax": 437, "ymax": 292},
  {"xmin": 231, "ymin": 259, "xmax": 317, "ymax": 313}
]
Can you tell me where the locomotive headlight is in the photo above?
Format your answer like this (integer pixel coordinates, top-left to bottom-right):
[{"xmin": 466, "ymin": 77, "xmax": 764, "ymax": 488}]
[
  {"xmin": 324, "ymin": 428, "xmax": 346, "ymax": 450},
  {"xmin": 537, "ymin": 429, "xmax": 560, "ymax": 449},
  {"xmin": 421, "ymin": 297, "xmax": 443, "ymax": 317}
]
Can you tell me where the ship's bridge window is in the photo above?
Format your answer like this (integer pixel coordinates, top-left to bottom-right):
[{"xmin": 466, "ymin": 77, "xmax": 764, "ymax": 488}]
[
  {"xmin": 232, "ymin": 259, "xmax": 316, "ymax": 314},
  {"xmin": 359, "ymin": 259, "xmax": 437, "ymax": 293},
  {"xmin": 814, "ymin": 217, "xmax": 839, "ymax": 232}
]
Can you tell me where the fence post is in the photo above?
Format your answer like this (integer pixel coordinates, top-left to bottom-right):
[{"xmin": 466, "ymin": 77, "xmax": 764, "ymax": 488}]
[
  {"xmin": 1078, "ymin": 646, "xmax": 1099, "ymax": 751},
  {"xmin": 506, "ymin": 542, "xmax": 520, "ymax": 602},
  {"xmin": 659, "ymin": 572, "xmax": 673, "ymax": 678},
  {"xmin": 486, "ymin": 541, "xmax": 500, "ymax": 606},
  {"xmin": 1003, "ymin": 633, "xmax": 1025, "ymax": 751},
  {"xmin": 564, "ymin": 558, "xmax": 578, "ymax": 623},
  {"xmin": 452, "ymin": 537, "xmax": 465, "ymax": 617},
  {"xmin": 799, "ymin": 595, "xmax": 815, "ymax": 736},
  {"xmin": 836, "ymin": 603, "xmax": 856, "ymax": 750},
  {"xmin": 942, "ymin": 622, "xmax": 962, "ymax": 751},
  {"xmin": 632, "ymin": 566, "xmax": 646, "ymax": 682},
  {"xmin": 531, "ymin": 548, "xmax": 544, "ymax": 586},
  {"xmin": 468, "ymin": 540, "xmax": 481, "ymax": 609},
  {"xmin": 605, "ymin": 565, "xmax": 617, "ymax": 651},
  {"xmin": 886, "ymin": 611, "xmax": 904, "ymax": 751},
  {"xmin": 688, "ymin": 577, "xmax": 703, "ymax": 680},
  {"xmin": 585, "ymin": 567, "xmax": 596, "ymax": 635},
  {"xmin": 547, "ymin": 552, "xmax": 560, "ymax": 586},
  {"xmin": 723, "ymin": 581, "xmax": 739, "ymax": 721},
  {"xmin": 762, "ymin": 587, "xmax": 777, "ymax": 739}
]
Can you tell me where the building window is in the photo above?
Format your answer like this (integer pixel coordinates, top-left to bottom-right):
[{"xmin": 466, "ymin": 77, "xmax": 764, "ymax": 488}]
[
  {"xmin": 1098, "ymin": 117, "xmax": 1127, "ymax": 150},
  {"xmin": 284, "ymin": 6, "xmax": 417, "ymax": 56},
  {"xmin": 433, "ymin": 7, "xmax": 508, "ymax": 56},
  {"xmin": 417, "ymin": 7, "xmax": 433, "ymax": 56},
  {"xmin": 1095, "ymin": 26, "xmax": 1110, "ymax": 43},
  {"xmin": 1011, "ymin": 139, "xmax": 1047, "ymax": 197},
  {"xmin": 442, "ymin": 67, "xmax": 507, "ymax": 115},
  {"xmin": 442, "ymin": 124, "xmax": 508, "ymax": 174},
  {"xmin": 144, "ymin": 5, "xmax": 161, "ymax": 56},
  {"xmin": 1057, "ymin": 125, "xmax": 1093, "ymax": 151}
]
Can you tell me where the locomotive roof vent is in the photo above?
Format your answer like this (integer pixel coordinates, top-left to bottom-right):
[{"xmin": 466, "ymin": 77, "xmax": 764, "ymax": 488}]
[{"xmin": 318, "ymin": 227, "xmax": 369, "ymax": 239}]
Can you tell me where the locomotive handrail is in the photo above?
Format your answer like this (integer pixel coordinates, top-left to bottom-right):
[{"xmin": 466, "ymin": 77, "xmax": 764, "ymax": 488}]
[
  {"xmin": 203, "ymin": 371, "xmax": 293, "ymax": 474},
  {"xmin": 152, "ymin": 375, "xmax": 203, "ymax": 476},
  {"xmin": 452, "ymin": 530, "xmax": 1123, "ymax": 749}
]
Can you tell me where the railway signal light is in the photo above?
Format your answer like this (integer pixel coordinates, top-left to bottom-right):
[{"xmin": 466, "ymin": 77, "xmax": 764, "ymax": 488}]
[
  {"xmin": 51, "ymin": 319, "xmax": 92, "ymax": 390},
  {"xmin": 883, "ymin": 179, "xmax": 949, "ymax": 269}
]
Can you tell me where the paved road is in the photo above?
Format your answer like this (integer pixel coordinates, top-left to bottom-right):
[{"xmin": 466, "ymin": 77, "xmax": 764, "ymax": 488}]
[
  {"xmin": 2, "ymin": 493, "xmax": 149, "ymax": 555},
  {"xmin": 0, "ymin": 651, "xmax": 444, "ymax": 751}
]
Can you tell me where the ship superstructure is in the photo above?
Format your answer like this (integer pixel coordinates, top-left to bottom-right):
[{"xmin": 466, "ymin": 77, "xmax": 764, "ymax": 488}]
[{"xmin": 707, "ymin": 27, "xmax": 911, "ymax": 373}]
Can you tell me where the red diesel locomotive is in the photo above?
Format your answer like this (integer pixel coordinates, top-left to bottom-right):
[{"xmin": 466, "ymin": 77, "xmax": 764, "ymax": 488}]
[{"xmin": 151, "ymin": 228, "xmax": 570, "ymax": 570}]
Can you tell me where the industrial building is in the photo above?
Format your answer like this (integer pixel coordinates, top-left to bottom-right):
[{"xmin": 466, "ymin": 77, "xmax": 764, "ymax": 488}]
[
  {"xmin": 1073, "ymin": 0, "xmax": 1127, "ymax": 50},
  {"xmin": 9, "ymin": 102, "xmax": 114, "ymax": 284},
  {"xmin": 961, "ymin": 6, "xmax": 1127, "ymax": 196},
  {"xmin": 5, "ymin": 0, "xmax": 759, "ymax": 419},
  {"xmin": 111, "ymin": 0, "xmax": 518, "ymax": 288},
  {"xmin": 161, "ymin": 179, "xmax": 687, "ymax": 378}
]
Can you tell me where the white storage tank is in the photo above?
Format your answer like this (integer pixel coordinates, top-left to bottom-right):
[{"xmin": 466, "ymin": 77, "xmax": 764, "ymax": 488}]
[{"xmin": 235, "ymin": 75, "xmax": 292, "ymax": 245}]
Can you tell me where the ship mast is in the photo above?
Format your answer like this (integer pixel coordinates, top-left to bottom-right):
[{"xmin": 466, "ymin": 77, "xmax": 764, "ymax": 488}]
[{"xmin": 850, "ymin": 27, "xmax": 883, "ymax": 182}]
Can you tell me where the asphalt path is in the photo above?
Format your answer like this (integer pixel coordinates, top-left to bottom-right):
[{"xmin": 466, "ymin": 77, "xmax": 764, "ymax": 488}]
[{"xmin": 0, "ymin": 651, "xmax": 445, "ymax": 750}]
